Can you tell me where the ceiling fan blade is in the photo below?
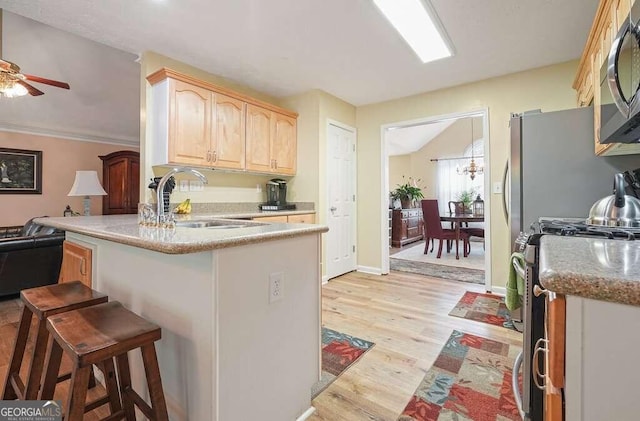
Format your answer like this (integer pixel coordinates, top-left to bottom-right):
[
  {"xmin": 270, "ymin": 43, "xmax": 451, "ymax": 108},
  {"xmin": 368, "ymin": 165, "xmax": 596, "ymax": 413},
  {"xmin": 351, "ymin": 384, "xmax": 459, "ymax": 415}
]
[
  {"xmin": 15, "ymin": 79, "xmax": 45, "ymax": 96},
  {"xmin": 23, "ymin": 74, "xmax": 70, "ymax": 89}
]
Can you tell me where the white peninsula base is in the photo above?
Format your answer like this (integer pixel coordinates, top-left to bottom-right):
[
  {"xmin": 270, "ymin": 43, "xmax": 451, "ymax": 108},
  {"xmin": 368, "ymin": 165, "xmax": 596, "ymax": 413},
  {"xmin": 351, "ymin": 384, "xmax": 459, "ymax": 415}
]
[{"xmin": 67, "ymin": 231, "xmax": 321, "ymax": 421}]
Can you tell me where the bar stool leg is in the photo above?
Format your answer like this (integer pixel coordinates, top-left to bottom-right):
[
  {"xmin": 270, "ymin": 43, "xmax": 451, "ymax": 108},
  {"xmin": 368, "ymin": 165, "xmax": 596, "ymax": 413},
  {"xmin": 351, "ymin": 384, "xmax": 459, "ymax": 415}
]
[
  {"xmin": 39, "ymin": 337, "xmax": 64, "ymax": 400},
  {"xmin": 142, "ymin": 344, "xmax": 169, "ymax": 421},
  {"xmin": 100, "ymin": 358, "xmax": 123, "ymax": 415},
  {"xmin": 25, "ymin": 320, "xmax": 50, "ymax": 399},
  {"xmin": 65, "ymin": 366, "xmax": 91, "ymax": 421},
  {"xmin": 115, "ymin": 354, "xmax": 136, "ymax": 421},
  {"xmin": 1, "ymin": 306, "xmax": 33, "ymax": 399}
]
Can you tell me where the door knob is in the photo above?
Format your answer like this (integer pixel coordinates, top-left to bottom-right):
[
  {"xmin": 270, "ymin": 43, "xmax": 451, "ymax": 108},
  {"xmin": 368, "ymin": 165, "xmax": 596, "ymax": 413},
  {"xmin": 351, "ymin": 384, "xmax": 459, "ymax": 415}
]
[{"xmin": 330, "ymin": 206, "xmax": 337, "ymax": 212}]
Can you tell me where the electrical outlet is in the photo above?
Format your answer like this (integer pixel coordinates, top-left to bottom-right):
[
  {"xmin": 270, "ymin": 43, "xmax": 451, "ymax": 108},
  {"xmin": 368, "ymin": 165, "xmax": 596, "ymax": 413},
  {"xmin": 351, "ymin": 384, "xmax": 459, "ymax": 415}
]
[
  {"xmin": 269, "ymin": 272, "xmax": 284, "ymax": 303},
  {"xmin": 189, "ymin": 180, "xmax": 204, "ymax": 192}
]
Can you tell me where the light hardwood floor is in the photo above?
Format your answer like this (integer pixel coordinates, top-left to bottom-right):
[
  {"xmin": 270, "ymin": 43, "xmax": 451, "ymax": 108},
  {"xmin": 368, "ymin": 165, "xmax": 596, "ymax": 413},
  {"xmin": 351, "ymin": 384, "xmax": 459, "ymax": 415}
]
[
  {"xmin": 309, "ymin": 270, "xmax": 522, "ymax": 421},
  {"xmin": 0, "ymin": 271, "xmax": 522, "ymax": 420}
]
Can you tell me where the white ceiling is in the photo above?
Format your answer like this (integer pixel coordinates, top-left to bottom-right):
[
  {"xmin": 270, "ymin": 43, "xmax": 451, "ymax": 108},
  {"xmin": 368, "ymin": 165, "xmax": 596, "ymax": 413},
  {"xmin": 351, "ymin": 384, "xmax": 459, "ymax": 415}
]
[
  {"xmin": 0, "ymin": 12, "xmax": 140, "ymax": 144},
  {"xmin": 0, "ymin": 0, "xmax": 599, "ymax": 107},
  {"xmin": 386, "ymin": 119, "xmax": 454, "ymax": 156}
]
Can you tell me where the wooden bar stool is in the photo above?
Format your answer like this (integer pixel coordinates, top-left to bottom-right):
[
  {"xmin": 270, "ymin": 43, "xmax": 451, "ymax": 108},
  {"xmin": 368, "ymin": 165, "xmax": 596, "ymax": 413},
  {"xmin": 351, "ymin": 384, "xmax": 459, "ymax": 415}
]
[
  {"xmin": 40, "ymin": 301, "xmax": 169, "ymax": 421},
  {"xmin": 1, "ymin": 281, "xmax": 108, "ymax": 401}
]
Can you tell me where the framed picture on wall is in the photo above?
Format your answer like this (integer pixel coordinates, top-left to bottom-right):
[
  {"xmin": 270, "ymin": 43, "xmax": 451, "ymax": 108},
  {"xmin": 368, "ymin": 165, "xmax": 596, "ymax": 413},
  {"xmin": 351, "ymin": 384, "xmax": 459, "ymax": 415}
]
[{"xmin": 0, "ymin": 148, "xmax": 43, "ymax": 194}]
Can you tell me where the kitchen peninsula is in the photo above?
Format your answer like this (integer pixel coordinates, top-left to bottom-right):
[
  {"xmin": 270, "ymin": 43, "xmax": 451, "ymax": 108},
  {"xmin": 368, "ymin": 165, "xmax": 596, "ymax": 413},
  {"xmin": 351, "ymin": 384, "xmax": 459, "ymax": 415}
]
[
  {"xmin": 35, "ymin": 215, "xmax": 328, "ymax": 421},
  {"xmin": 539, "ymin": 235, "xmax": 640, "ymax": 421}
]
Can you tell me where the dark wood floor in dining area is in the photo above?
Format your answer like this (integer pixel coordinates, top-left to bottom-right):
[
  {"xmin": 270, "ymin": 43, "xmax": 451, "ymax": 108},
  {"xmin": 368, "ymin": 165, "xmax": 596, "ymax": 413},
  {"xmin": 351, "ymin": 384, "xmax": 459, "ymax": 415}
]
[{"xmin": 0, "ymin": 270, "xmax": 520, "ymax": 420}]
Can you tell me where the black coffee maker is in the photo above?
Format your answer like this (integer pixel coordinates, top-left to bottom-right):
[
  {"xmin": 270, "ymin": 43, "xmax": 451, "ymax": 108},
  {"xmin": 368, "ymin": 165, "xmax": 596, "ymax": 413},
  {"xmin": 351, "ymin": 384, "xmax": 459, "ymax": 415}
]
[{"xmin": 261, "ymin": 179, "xmax": 296, "ymax": 210}]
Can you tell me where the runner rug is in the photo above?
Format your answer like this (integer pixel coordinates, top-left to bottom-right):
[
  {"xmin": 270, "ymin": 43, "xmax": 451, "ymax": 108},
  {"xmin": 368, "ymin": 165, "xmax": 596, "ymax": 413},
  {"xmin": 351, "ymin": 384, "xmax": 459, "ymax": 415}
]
[
  {"xmin": 311, "ymin": 327, "xmax": 375, "ymax": 399},
  {"xmin": 398, "ymin": 330, "xmax": 521, "ymax": 421},
  {"xmin": 449, "ymin": 291, "xmax": 516, "ymax": 329}
]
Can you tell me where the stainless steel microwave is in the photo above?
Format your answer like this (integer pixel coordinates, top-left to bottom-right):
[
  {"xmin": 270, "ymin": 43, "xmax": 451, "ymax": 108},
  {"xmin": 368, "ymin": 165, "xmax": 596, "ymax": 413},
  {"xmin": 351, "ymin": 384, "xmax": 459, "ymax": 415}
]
[{"xmin": 600, "ymin": 0, "xmax": 640, "ymax": 144}]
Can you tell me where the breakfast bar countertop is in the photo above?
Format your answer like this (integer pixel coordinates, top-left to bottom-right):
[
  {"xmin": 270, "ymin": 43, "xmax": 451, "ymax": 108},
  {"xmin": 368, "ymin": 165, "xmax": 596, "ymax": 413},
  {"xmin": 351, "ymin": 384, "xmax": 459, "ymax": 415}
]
[
  {"xmin": 35, "ymin": 215, "xmax": 328, "ymax": 255},
  {"xmin": 539, "ymin": 235, "xmax": 640, "ymax": 307}
]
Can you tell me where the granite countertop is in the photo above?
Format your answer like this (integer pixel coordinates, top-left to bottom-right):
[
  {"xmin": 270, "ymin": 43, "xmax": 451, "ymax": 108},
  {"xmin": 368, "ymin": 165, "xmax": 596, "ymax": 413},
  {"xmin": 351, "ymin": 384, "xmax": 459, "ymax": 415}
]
[
  {"xmin": 35, "ymin": 215, "xmax": 328, "ymax": 255},
  {"xmin": 539, "ymin": 235, "xmax": 640, "ymax": 307}
]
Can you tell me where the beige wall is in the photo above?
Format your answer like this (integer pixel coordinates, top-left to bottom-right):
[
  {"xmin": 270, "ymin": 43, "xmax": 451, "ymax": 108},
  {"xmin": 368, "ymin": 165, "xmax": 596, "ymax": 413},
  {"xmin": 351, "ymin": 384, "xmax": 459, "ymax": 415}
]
[
  {"xmin": 281, "ymin": 89, "xmax": 356, "ymax": 277},
  {"xmin": 357, "ymin": 60, "xmax": 579, "ymax": 288},
  {"xmin": 0, "ymin": 131, "xmax": 138, "ymax": 226}
]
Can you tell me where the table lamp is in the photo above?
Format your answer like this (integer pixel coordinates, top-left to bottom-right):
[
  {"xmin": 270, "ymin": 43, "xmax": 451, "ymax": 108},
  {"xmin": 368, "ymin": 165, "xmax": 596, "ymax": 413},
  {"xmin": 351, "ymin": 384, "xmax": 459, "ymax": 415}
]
[{"xmin": 68, "ymin": 170, "xmax": 107, "ymax": 216}]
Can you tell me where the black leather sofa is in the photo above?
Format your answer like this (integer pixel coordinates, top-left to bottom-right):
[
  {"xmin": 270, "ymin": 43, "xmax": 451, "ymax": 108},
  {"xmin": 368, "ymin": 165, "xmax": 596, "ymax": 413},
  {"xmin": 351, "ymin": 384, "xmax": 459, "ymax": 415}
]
[{"xmin": 0, "ymin": 218, "xmax": 65, "ymax": 299}]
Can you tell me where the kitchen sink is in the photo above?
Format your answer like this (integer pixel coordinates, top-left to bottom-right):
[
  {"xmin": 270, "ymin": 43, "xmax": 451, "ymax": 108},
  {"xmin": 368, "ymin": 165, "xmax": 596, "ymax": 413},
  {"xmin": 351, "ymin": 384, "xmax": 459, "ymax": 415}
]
[{"xmin": 175, "ymin": 220, "xmax": 262, "ymax": 229}]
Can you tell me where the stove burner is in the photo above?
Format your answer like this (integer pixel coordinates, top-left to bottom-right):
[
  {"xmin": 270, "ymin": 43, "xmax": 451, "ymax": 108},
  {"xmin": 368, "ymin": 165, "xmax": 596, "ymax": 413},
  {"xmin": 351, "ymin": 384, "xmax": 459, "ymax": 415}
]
[{"xmin": 538, "ymin": 218, "xmax": 640, "ymax": 241}]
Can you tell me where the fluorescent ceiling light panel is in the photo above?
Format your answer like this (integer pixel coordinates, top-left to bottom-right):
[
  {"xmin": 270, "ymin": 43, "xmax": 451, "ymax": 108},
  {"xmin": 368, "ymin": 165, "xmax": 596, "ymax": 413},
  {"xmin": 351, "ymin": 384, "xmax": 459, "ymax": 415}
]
[{"xmin": 373, "ymin": 0, "xmax": 453, "ymax": 63}]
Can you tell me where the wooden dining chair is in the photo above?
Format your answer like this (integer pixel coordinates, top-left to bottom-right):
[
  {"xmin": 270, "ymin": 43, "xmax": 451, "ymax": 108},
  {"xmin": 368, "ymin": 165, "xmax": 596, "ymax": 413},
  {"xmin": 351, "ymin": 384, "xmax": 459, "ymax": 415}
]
[
  {"xmin": 421, "ymin": 200, "xmax": 470, "ymax": 258},
  {"xmin": 462, "ymin": 227, "xmax": 485, "ymax": 253},
  {"xmin": 447, "ymin": 201, "xmax": 469, "ymax": 228}
]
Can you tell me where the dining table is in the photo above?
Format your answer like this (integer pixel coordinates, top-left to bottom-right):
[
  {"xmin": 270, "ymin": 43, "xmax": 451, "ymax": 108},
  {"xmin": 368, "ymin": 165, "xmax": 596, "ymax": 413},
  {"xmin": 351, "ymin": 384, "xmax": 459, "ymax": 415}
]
[{"xmin": 440, "ymin": 213, "xmax": 485, "ymax": 259}]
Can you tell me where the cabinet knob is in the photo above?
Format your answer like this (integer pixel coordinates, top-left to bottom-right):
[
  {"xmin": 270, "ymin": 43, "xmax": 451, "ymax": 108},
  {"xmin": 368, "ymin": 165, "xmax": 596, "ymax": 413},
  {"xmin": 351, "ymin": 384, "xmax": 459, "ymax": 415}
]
[
  {"xmin": 212, "ymin": 151, "xmax": 217, "ymax": 162},
  {"xmin": 330, "ymin": 206, "xmax": 337, "ymax": 212}
]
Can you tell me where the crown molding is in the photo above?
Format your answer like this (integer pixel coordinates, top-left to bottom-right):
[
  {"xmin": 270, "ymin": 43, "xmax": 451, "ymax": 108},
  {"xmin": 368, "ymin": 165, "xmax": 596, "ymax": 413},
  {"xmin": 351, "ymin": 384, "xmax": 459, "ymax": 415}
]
[{"xmin": 0, "ymin": 122, "xmax": 140, "ymax": 147}]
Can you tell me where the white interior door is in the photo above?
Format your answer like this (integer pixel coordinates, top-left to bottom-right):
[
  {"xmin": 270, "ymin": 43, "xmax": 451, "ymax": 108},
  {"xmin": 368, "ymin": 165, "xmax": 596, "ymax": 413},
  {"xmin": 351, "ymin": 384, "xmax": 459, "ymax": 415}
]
[{"xmin": 326, "ymin": 122, "xmax": 356, "ymax": 280}]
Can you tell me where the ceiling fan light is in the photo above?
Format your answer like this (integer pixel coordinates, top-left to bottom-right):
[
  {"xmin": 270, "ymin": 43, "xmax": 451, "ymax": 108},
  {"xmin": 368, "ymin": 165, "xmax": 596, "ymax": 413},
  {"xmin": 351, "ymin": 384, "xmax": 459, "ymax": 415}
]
[{"xmin": 0, "ymin": 72, "xmax": 27, "ymax": 98}]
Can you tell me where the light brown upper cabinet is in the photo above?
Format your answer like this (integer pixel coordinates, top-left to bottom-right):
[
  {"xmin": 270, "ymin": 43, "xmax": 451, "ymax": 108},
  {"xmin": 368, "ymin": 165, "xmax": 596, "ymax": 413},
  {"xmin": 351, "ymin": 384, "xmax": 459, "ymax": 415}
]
[
  {"xmin": 213, "ymin": 93, "xmax": 245, "ymax": 170},
  {"xmin": 574, "ymin": 0, "xmax": 640, "ymax": 156},
  {"xmin": 246, "ymin": 104, "xmax": 297, "ymax": 175},
  {"xmin": 169, "ymin": 80, "xmax": 212, "ymax": 166},
  {"xmin": 148, "ymin": 68, "xmax": 297, "ymax": 174}
]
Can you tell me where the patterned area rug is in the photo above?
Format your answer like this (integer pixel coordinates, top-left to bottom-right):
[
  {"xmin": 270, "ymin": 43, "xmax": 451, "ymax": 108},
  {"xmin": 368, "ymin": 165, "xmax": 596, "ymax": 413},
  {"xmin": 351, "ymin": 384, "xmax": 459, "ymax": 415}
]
[
  {"xmin": 449, "ymin": 292, "xmax": 515, "ymax": 329},
  {"xmin": 399, "ymin": 330, "xmax": 521, "ymax": 421},
  {"xmin": 311, "ymin": 327, "xmax": 374, "ymax": 399}
]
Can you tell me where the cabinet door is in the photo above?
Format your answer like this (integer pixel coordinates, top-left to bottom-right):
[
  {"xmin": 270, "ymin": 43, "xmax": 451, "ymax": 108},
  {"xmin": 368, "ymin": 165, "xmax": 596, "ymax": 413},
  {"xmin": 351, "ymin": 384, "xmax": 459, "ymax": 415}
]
[
  {"xmin": 271, "ymin": 113, "xmax": 297, "ymax": 175},
  {"xmin": 287, "ymin": 214, "xmax": 315, "ymax": 224},
  {"xmin": 545, "ymin": 294, "xmax": 565, "ymax": 421},
  {"xmin": 169, "ymin": 80, "xmax": 212, "ymax": 166},
  {"xmin": 128, "ymin": 157, "xmax": 140, "ymax": 213},
  {"xmin": 246, "ymin": 104, "xmax": 273, "ymax": 173},
  {"xmin": 213, "ymin": 93, "xmax": 245, "ymax": 170},
  {"xmin": 101, "ymin": 151, "xmax": 140, "ymax": 215},
  {"xmin": 59, "ymin": 241, "xmax": 92, "ymax": 288},
  {"xmin": 103, "ymin": 155, "xmax": 129, "ymax": 214}
]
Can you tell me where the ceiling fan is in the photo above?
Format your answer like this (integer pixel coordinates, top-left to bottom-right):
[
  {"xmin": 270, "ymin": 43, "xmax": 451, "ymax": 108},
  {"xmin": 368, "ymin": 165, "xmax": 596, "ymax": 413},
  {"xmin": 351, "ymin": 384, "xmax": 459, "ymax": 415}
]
[{"xmin": 0, "ymin": 58, "xmax": 70, "ymax": 97}]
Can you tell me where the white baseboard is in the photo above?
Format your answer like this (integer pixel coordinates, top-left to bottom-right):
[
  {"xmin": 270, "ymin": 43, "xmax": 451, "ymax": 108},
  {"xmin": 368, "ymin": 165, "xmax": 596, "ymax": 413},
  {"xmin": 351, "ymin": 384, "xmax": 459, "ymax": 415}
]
[
  {"xmin": 321, "ymin": 275, "xmax": 329, "ymax": 285},
  {"xmin": 491, "ymin": 286, "xmax": 506, "ymax": 296},
  {"xmin": 296, "ymin": 407, "xmax": 316, "ymax": 421},
  {"xmin": 357, "ymin": 265, "xmax": 382, "ymax": 275}
]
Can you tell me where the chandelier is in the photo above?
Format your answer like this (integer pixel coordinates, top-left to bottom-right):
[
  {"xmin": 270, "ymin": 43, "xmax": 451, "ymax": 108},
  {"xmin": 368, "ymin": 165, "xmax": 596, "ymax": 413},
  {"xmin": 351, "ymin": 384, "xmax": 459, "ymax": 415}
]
[{"xmin": 457, "ymin": 118, "xmax": 484, "ymax": 180}]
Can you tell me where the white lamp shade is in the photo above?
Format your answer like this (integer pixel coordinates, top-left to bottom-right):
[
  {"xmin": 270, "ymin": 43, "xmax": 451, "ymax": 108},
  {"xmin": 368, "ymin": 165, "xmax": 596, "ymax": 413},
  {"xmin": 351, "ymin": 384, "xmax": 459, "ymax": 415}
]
[{"xmin": 68, "ymin": 171, "xmax": 107, "ymax": 196}]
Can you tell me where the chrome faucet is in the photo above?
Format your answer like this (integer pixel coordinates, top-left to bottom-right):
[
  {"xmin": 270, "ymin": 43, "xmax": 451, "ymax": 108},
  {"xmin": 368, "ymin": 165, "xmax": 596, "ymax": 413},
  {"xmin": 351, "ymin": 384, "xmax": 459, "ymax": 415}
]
[{"xmin": 156, "ymin": 167, "xmax": 208, "ymax": 224}]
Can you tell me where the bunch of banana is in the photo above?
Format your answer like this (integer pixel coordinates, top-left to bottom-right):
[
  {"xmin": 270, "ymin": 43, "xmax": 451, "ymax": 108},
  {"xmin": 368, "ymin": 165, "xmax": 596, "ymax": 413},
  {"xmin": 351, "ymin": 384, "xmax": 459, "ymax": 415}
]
[{"xmin": 174, "ymin": 198, "xmax": 192, "ymax": 214}]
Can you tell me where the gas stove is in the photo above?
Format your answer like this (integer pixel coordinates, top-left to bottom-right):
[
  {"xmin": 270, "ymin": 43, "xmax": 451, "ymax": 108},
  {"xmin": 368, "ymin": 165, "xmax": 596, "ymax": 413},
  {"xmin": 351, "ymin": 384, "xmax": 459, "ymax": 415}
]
[
  {"xmin": 538, "ymin": 217, "xmax": 640, "ymax": 240},
  {"xmin": 514, "ymin": 217, "xmax": 640, "ymax": 252}
]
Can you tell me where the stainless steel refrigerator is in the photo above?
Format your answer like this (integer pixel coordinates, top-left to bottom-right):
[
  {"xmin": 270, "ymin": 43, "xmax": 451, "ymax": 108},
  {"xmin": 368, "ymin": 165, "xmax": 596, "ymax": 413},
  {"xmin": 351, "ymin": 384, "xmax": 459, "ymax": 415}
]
[
  {"xmin": 505, "ymin": 106, "xmax": 640, "ymax": 421},
  {"xmin": 506, "ymin": 106, "xmax": 640, "ymax": 247}
]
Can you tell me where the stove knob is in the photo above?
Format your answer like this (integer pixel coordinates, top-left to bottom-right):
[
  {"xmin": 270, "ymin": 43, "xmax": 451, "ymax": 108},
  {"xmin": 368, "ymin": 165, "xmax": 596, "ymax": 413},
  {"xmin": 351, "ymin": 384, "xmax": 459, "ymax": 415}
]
[{"xmin": 533, "ymin": 285, "xmax": 548, "ymax": 297}]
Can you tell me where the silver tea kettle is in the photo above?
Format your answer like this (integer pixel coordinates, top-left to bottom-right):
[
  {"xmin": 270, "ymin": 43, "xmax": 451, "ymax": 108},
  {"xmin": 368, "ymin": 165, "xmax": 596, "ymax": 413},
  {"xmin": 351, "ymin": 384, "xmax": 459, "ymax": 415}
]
[{"xmin": 587, "ymin": 173, "xmax": 640, "ymax": 227}]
